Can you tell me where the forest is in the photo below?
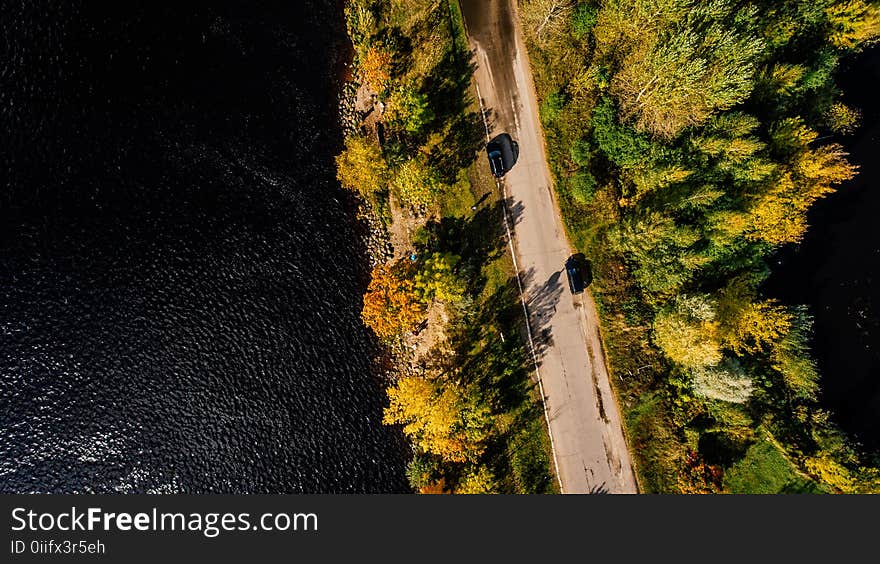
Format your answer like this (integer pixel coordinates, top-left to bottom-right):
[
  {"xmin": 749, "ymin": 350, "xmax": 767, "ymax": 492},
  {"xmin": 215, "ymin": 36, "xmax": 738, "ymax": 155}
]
[
  {"xmin": 338, "ymin": 0, "xmax": 557, "ymax": 493},
  {"xmin": 519, "ymin": 0, "xmax": 880, "ymax": 492}
]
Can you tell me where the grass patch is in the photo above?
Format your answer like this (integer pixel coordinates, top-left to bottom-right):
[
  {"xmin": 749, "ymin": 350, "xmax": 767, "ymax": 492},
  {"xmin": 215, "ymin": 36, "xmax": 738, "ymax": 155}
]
[
  {"xmin": 439, "ymin": 170, "xmax": 475, "ymax": 218},
  {"xmin": 508, "ymin": 414, "xmax": 556, "ymax": 494},
  {"xmin": 625, "ymin": 393, "xmax": 683, "ymax": 493},
  {"xmin": 724, "ymin": 441, "xmax": 826, "ymax": 494}
]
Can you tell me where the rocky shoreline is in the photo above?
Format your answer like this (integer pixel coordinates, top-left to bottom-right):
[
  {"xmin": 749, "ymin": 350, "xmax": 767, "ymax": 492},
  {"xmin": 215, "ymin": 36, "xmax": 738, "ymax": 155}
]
[
  {"xmin": 336, "ymin": 75, "xmax": 430, "ymax": 388},
  {"xmin": 337, "ymin": 75, "xmax": 395, "ymax": 267}
]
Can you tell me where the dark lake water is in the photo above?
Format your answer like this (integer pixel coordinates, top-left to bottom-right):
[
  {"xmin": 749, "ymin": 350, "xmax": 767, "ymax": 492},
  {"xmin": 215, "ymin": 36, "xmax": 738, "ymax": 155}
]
[
  {"xmin": 0, "ymin": 1, "xmax": 410, "ymax": 492},
  {"xmin": 765, "ymin": 46, "xmax": 880, "ymax": 455}
]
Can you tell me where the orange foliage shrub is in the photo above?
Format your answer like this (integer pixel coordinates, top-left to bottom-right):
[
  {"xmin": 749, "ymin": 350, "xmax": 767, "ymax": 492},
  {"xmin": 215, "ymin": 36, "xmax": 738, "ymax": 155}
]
[
  {"xmin": 361, "ymin": 47, "xmax": 393, "ymax": 92},
  {"xmin": 361, "ymin": 262, "xmax": 424, "ymax": 340},
  {"xmin": 419, "ymin": 479, "xmax": 448, "ymax": 494}
]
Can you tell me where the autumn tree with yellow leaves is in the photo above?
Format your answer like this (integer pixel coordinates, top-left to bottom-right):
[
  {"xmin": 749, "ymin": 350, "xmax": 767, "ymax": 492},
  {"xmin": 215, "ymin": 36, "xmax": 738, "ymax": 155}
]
[
  {"xmin": 746, "ymin": 118, "xmax": 857, "ymax": 244},
  {"xmin": 414, "ymin": 252, "xmax": 467, "ymax": 304},
  {"xmin": 383, "ymin": 375, "xmax": 492, "ymax": 463},
  {"xmin": 335, "ymin": 135, "xmax": 388, "ymax": 197},
  {"xmin": 652, "ymin": 294, "xmax": 722, "ymax": 370},
  {"xmin": 825, "ymin": 0, "xmax": 880, "ymax": 50}
]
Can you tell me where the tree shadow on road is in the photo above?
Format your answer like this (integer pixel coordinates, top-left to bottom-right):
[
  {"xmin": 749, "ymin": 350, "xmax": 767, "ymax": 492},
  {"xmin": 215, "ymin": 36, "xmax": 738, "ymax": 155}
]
[
  {"xmin": 589, "ymin": 483, "xmax": 609, "ymax": 494},
  {"xmin": 521, "ymin": 268, "xmax": 564, "ymax": 363},
  {"xmin": 502, "ymin": 195, "xmax": 525, "ymax": 230}
]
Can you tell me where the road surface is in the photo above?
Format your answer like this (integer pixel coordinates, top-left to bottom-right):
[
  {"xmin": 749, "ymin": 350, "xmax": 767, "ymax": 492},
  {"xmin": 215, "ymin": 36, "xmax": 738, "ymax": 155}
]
[{"xmin": 459, "ymin": 0, "xmax": 638, "ymax": 494}]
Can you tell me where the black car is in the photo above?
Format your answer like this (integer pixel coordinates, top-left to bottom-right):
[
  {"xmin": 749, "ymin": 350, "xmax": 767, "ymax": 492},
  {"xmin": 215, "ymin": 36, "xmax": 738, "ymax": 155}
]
[
  {"xmin": 486, "ymin": 133, "xmax": 518, "ymax": 178},
  {"xmin": 487, "ymin": 143, "xmax": 505, "ymax": 177},
  {"xmin": 564, "ymin": 254, "xmax": 591, "ymax": 295}
]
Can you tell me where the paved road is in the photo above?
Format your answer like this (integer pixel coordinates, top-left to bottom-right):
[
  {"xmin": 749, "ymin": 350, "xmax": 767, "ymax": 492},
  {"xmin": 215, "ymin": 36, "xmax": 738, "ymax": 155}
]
[{"xmin": 459, "ymin": 0, "xmax": 637, "ymax": 494}]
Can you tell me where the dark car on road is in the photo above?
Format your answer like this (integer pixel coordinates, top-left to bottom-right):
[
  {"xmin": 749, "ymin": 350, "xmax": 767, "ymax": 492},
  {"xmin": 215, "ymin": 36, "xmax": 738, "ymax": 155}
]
[
  {"xmin": 564, "ymin": 254, "xmax": 591, "ymax": 295},
  {"xmin": 487, "ymin": 143, "xmax": 505, "ymax": 177},
  {"xmin": 486, "ymin": 133, "xmax": 518, "ymax": 178}
]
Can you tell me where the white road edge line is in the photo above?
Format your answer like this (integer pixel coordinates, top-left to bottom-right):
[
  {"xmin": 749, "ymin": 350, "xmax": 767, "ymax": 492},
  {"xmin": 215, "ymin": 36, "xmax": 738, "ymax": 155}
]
[{"xmin": 474, "ymin": 79, "xmax": 565, "ymax": 494}]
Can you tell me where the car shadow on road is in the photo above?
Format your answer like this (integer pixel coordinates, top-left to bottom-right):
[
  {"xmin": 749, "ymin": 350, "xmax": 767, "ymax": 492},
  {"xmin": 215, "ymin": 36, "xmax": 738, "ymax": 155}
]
[{"xmin": 521, "ymin": 267, "xmax": 563, "ymax": 363}]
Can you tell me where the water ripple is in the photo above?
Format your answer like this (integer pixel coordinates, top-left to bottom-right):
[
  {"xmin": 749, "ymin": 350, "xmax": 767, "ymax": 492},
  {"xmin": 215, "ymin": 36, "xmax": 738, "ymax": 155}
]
[{"xmin": 0, "ymin": 0, "xmax": 409, "ymax": 493}]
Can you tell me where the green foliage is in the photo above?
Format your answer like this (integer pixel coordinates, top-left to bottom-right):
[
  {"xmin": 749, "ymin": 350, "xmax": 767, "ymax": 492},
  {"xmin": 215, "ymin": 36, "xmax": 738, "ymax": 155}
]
[
  {"xmin": 540, "ymin": 89, "xmax": 567, "ymax": 125},
  {"xmin": 414, "ymin": 252, "xmax": 467, "ymax": 304},
  {"xmin": 609, "ymin": 0, "xmax": 766, "ymax": 138},
  {"xmin": 610, "ymin": 213, "xmax": 707, "ymax": 296},
  {"xmin": 509, "ymin": 416, "xmax": 556, "ymax": 493},
  {"xmin": 522, "ymin": 0, "xmax": 876, "ymax": 493},
  {"xmin": 456, "ymin": 466, "xmax": 498, "ymax": 494},
  {"xmin": 569, "ymin": 171, "xmax": 598, "ymax": 203},
  {"xmin": 570, "ymin": 138, "xmax": 592, "ymax": 167},
  {"xmin": 632, "ymin": 164, "xmax": 692, "ymax": 198},
  {"xmin": 591, "ymin": 97, "xmax": 652, "ymax": 168},
  {"xmin": 406, "ymin": 453, "xmax": 442, "ymax": 490},
  {"xmin": 625, "ymin": 392, "xmax": 686, "ymax": 493},
  {"xmin": 724, "ymin": 441, "xmax": 824, "ymax": 493},
  {"xmin": 593, "ymin": 0, "xmax": 691, "ymax": 58},
  {"xmin": 571, "ymin": 2, "xmax": 599, "ymax": 39},
  {"xmin": 770, "ymin": 306, "xmax": 820, "ymax": 400},
  {"xmin": 387, "ymin": 83, "xmax": 436, "ymax": 135},
  {"xmin": 392, "ymin": 158, "xmax": 440, "ymax": 207},
  {"xmin": 345, "ymin": 0, "xmax": 379, "ymax": 49},
  {"xmin": 800, "ymin": 48, "xmax": 840, "ymax": 92}
]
